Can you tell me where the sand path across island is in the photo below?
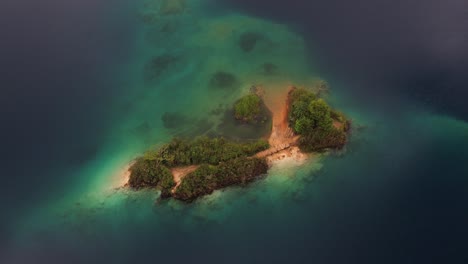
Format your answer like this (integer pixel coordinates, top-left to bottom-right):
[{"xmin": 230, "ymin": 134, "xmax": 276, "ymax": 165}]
[{"xmin": 254, "ymin": 86, "xmax": 304, "ymax": 163}]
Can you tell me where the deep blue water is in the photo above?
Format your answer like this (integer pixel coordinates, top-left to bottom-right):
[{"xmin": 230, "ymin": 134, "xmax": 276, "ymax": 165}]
[
  {"xmin": 1, "ymin": 0, "xmax": 467, "ymax": 263},
  {"xmin": 1, "ymin": 0, "xmax": 136, "ymax": 241}
]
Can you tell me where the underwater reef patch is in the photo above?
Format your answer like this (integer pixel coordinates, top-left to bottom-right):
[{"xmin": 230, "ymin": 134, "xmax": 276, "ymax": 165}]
[
  {"xmin": 208, "ymin": 71, "xmax": 239, "ymax": 91},
  {"xmin": 261, "ymin": 62, "xmax": 279, "ymax": 75},
  {"xmin": 239, "ymin": 32, "xmax": 265, "ymax": 52},
  {"xmin": 144, "ymin": 54, "xmax": 178, "ymax": 82}
]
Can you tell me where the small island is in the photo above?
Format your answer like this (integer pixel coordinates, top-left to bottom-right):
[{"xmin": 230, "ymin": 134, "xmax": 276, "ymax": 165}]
[{"xmin": 127, "ymin": 85, "xmax": 350, "ymax": 202}]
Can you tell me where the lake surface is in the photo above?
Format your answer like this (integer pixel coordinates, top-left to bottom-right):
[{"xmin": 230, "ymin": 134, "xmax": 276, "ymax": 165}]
[{"xmin": 1, "ymin": 0, "xmax": 467, "ymax": 263}]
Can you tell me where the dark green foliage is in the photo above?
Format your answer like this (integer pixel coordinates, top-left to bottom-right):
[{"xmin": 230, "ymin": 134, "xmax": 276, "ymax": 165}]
[
  {"xmin": 173, "ymin": 164, "xmax": 216, "ymax": 200},
  {"xmin": 294, "ymin": 117, "xmax": 313, "ymax": 134},
  {"xmin": 234, "ymin": 94, "xmax": 262, "ymax": 122},
  {"xmin": 308, "ymin": 99, "xmax": 333, "ymax": 130},
  {"xmin": 298, "ymin": 128, "xmax": 347, "ymax": 152},
  {"xmin": 129, "ymin": 137, "xmax": 268, "ymax": 200},
  {"xmin": 174, "ymin": 157, "xmax": 268, "ymax": 201},
  {"xmin": 288, "ymin": 87, "xmax": 348, "ymax": 151},
  {"xmin": 143, "ymin": 137, "xmax": 269, "ymax": 167},
  {"xmin": 128, "ymin": 158, "xmax": 174, "ymax": 190},
  {"xmin": 215, "ymin": 157, "xmax": 269, "ymax": 186},
  {"xmin": 158, "ymin": 169, "xmax": 177, "ymax": 198},
  {"xmin": 159, "ymin": 170, "xmax": 176, "ymax": 191},
  {"xmin": 288, "ymin": 88, "xmax": 316, "ymax": 106},
  {"xmin": 239, "ymin": 32, "xmax": 264, "ymax": 52},
  {"xmin": 127, "ymin": 83, "xmax": 351, "ymax": 201},
  {"xmin": 209, "ymin": 71, "xmax": 239, "ymax": 90},
  {"xmin": 288, "ymin": 88, "xmax": 326, "ymax": 132}
]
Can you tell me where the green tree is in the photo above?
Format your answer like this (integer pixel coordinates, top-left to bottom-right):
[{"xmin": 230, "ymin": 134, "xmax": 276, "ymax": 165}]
[
  {"xmin": 288, "ymin": 88, "xmax": 316, "ymax": 104},
  {"xmin": 291, "ymin": 100, "xmax": 311, "ymax": 120},
  {"xmin": 308, "ymin": 99, "xmax": 333, "ymax": 130},
  {"xmin": 234, "ymin": 94, "xmax": 261, "ymax": 121},
  {"xmin": 294, "ymin": 117, "xmax": 313, "ymax": 134},
  {"xmin": 128, "ymin": 158, "xmax": 172, "ymax": 188}
]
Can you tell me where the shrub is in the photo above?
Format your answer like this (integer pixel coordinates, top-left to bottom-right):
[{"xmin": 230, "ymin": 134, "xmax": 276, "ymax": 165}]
[
  {"xmin": 174, "ymin": 157, "xmax": 268, "ymax": 201},
  {"xmin": 294, "ymin": 117, "xmax": 313, "ymax": 134},
  {"xmin": 234, "ymin": 94, "xmax": 262, "ymax": 122},
  {"xmin": 308, "ymin": 99, "xmax": 333, "ymax": 131},
  {"xmin": 139, "ymin": 137, "xmax": 269, "ymax": 168},
  {"xmin": 173, "ymin": 164, "xmax": 217, "ymax": 200},
  {"xmin": 288, "ymin": 87, "xmax": 348, "ymax": 152},
  {"xmin": 298, "ymin": 128, "xmax": 347, "ymax": 152},
  {"xmin": 128, "ymin": 158, "xmax": 173, "ymax": 189},
  {"xmin": 288, "ymin": 88, "xmax": 316, "ymax": 105},
  {"xmin": 289, "ymin": 88, "xmax": 332, "ymax": 134}
]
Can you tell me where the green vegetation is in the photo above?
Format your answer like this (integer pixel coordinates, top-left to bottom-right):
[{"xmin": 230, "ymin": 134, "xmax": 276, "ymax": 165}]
[
  {"xmin": 234, "ymin": 94, "xmax": 262, "ymax": 122},
  {"xmin": 174, "ymin": 157, "xmax": 268, "ymax": 201},
  {"xmin": 298, "ymin": 128, "xmax": 347, "ymax": 152},
  {"xmin": 143, "ymin": 136, "xmax": 269, "ymax": 167},
  {"xmin": 288, "ymin": 88, "xmax": 348, "ymax": 152},
  {"xmin": 128, "ymin": 158, "xmax": 175, "ymax": 195},
  {"xmin": 128, "ymin": 137, "xmax": 270, "ymax": 199}
]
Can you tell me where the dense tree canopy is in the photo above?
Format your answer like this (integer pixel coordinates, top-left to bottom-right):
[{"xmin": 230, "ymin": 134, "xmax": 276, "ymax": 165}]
[
  {"xmin": 308, "ymin": 98, "xmax": 333, "ymax": 130},
  {"xmin": 128, "ymin": 158, "xmax": 175, "ymax": 194},
  {"xmin": 234, "ymin": 94, "xmax": 262, "ymax": 122},
  {"xmin": 143, "ymin": 136, "xmax": 269, "ymax": 167},
  {"xmin": 288, "ymin": 88, "xmax": 348, "ymax": 151},
  {"xmin": 128, "ymin": 136, "xmax": 270, "ymax": 198},
  {"xmin": 174, "ymin": 157, "xmax": 268, "ymax": 201}
]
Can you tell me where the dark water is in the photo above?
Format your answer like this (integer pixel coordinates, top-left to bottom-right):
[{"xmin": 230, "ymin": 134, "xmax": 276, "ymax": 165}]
[
  {"xmin": 225, "ymin": 0, "xmax": 468, "ymax": 119},
  {"xmin": 1, "ymin": 0, "xmax": 467, "ymax": 263},
  {"xmin": 1, "ymin": 0, "xmax": 136, "ymax": 243}
]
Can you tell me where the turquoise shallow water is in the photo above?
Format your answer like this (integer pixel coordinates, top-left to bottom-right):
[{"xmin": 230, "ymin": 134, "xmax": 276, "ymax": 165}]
[{"xmin": 2, "ymin": 0, "xmax": 468, "ymax": 263}]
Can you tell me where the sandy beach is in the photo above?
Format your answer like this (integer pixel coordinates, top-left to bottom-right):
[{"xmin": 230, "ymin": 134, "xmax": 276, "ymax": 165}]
[{"xmin": 110, "ymin": 162, "xmax": 132, "ymax": 190}]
